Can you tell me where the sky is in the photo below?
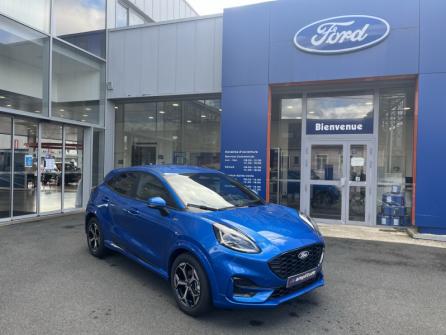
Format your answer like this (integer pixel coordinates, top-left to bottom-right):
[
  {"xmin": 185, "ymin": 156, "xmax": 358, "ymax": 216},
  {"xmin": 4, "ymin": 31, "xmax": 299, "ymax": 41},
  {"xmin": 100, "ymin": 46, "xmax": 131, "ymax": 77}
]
[{"xmin": 186, "ymin": 0, "xmax": 274, "ymax": 15}]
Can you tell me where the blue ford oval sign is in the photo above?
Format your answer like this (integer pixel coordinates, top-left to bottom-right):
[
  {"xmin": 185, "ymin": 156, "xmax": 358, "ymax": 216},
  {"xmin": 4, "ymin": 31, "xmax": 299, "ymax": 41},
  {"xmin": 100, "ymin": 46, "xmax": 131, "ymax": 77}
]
[{"xmin": 294, "ymin": 15, "xmax": 390, "ymax": 54}]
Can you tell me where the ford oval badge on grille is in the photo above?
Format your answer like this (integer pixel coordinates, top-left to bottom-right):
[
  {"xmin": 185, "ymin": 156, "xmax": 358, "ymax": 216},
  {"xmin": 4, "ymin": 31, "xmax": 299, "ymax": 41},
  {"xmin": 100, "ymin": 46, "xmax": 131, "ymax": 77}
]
[{"xmin": 298, "ymin": 250, "xmax": 310, "ymax": 260}]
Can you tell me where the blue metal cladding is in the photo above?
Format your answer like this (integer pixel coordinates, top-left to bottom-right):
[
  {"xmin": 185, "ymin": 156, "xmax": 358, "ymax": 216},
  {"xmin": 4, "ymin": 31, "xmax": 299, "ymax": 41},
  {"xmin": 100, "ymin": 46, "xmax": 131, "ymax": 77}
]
[
  {"xmin": 221, "ymin": 0, "xmax": 446, "ymax": 233},
  {"xmin": 415, "ymin": 0, "xmax": 446, "ymax": 234}
]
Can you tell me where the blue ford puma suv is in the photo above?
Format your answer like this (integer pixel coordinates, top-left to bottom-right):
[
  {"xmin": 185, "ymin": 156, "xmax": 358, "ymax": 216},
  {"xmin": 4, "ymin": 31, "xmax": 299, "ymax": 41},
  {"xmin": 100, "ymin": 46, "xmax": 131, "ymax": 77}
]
[{"xmin": 85, "ymin": 165, "xmax": 325, "ymax": 316}]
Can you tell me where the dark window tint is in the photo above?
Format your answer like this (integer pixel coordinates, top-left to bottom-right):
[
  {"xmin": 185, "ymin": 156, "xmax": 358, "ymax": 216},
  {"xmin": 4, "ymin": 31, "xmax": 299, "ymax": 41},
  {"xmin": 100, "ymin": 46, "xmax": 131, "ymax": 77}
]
[
  {"xmin": 135, "ymin": 173, "xmax": 176, "ymax": 207},
  {"xmin": 108, "ymin": 172, "xmax": 138, "ymax": 197}
]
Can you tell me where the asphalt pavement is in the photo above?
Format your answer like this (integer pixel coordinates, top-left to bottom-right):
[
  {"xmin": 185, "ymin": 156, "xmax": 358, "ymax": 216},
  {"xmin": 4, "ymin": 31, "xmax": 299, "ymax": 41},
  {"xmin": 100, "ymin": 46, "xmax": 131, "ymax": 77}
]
[{"xmin": 0, "ymin": 214, "xmax": 445, "ymax": 335}]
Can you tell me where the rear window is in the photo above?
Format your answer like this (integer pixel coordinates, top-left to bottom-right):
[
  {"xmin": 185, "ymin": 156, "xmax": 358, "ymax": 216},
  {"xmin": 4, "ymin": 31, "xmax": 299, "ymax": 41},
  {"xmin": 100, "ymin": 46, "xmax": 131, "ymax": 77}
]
[{"xmin": 107, "ymin": 172, "xmax": 138, "ymax": 197}]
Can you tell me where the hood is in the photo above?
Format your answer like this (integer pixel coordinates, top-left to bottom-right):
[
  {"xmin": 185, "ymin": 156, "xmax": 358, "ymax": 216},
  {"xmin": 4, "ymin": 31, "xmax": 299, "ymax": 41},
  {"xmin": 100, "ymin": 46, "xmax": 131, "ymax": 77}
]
[{"xmin": 200, "ymin": 204, "xmax": 322, "ymax": 253}]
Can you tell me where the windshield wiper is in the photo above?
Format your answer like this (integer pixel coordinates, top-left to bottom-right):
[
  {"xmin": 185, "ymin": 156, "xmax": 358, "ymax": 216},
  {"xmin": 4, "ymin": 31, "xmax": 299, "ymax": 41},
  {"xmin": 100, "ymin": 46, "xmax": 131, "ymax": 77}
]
[
  {"xmin": 186, "ymin": 203, "xmax": 219, "ymax": 211},
  {"xmin": 245, "ymin": 199, "xmax": 264, "ymax": 207}
]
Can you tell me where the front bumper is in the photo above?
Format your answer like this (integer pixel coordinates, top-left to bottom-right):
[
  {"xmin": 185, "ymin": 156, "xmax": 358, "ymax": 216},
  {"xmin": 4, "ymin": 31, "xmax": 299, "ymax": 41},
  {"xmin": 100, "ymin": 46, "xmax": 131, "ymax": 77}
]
[{"xmin": 210, "ymin": 244, "xmax": 325, "ymax": 309}]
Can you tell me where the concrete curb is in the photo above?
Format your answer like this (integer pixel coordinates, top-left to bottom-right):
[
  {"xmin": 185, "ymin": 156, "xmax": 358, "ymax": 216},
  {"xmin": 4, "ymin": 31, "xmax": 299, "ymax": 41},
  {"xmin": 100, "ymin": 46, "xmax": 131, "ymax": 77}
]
[{"xmin": 407, "ymin": 227, "xmax": 446, "ymax": 242}]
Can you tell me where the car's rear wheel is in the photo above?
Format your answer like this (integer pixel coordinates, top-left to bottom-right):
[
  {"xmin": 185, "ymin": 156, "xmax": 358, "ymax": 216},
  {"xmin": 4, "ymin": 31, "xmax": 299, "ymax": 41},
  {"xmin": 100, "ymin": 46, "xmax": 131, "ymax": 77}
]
[
  {"xmin": 86, "ymin": 217, "xmax": 108, "ymax": 258},
  {"xmin": 170, "ymin": 253, "xmax": 212, "ymax": 317}
]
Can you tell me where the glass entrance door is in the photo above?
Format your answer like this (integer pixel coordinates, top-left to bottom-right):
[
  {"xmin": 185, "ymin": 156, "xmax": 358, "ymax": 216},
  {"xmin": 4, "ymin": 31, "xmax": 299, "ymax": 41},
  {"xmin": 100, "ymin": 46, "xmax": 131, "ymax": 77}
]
[{"xmin": 306, "ymin": 142, "xmax": 373, "ymax": 224}]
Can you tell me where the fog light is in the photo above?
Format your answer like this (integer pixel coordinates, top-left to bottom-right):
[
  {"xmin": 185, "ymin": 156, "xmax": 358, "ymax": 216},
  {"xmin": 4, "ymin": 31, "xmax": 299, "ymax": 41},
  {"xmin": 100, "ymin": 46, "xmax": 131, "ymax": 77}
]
[{"xmin": 233, "ymin": 277, "xmax": 259, "ymax": 297}]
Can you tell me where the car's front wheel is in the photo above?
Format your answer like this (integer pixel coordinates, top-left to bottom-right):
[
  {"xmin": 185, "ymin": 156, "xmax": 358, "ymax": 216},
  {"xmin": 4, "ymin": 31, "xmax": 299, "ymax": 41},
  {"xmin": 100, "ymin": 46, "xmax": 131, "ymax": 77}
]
[
  {"xmin": 86, "ymin": 217, "xmax": 108, "ymax": 258},
  {"xmin": 170, "ymin": 253, "xmax": 212, "ymax": 317}
]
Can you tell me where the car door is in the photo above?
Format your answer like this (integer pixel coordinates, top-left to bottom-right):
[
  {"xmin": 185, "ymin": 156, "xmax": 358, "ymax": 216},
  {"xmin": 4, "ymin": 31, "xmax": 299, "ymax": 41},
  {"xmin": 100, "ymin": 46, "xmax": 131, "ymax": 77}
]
[
  {"xmin": 106, "ymin": 172, "xmax": 141, "ymax": 254},
  {"xmin": 128, "ymin": 172, "xmax": 177, "ymax": 269}
]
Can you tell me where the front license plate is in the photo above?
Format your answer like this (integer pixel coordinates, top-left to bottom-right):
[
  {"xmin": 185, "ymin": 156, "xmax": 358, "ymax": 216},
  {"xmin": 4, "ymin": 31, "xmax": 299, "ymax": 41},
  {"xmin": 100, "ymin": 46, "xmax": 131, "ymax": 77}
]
[{"xmin": 286, "ymin": 268, "xmax": 317, "ymax": 288}]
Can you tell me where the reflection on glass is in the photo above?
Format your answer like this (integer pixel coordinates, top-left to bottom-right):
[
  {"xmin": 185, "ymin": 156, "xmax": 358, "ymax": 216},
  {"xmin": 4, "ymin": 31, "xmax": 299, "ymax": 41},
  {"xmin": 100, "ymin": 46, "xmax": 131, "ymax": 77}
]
[
  {"xmin": 0, "ymin": 15, "xmax": 49, "ymax": 115},
  {"xmin": 13, "ymin": 119, "xmax": 38, "ymax": 217},
  {"xmin": 0, "ymin": 0, "xmax": 51, "ymax": 32},
  {"xmin": 350, "ymin": 145, "xmax": 367, "ymax": 182},
  {"xmin": 377, "ymin": 87, "xmax": 414, "ymax": 224},
  {"xmin": 53, "ymin": 0, "xmax": 106, "ymax": 57},
  {"xmin": 52, "ymin": 41, "xmax": 104, "ymax": 125},
  {"xmin": 349, "ymin": 186, "xmax": 366, "ymax": 222},
  {"xmin": 0, "ymin": 116, "xmax": 11, "ymax": 219},
  {"xmin": 40, "ymin": 123, "xmax": 63, "ymax": 213},
  {"xmin": 64, "ymin": 127, "xmax": 83, "ymax": 209},
  {"xmin": 269, "ymin": 96, "xmax": 302, "ymax": 210},
  {"xmin": 311, "ymin": 145, "xmax": 343, "ymax": 181},
  {"xmin": 307, "ymin": 92, "xmax": 373, "ymax": 120},
  {"xmin": 114, "ymin": 99, "xmax": 221, "ymax": 170},
  {"xmin": 310, "ymin": 185, "xmax": 342, "ymax": 220}
]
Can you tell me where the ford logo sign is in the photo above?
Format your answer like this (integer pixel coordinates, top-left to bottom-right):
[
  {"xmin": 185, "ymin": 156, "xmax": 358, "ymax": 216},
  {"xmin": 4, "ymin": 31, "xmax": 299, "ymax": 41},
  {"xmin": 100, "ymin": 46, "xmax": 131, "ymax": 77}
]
[
  {"xmin": 298, "ymin": 251, "xmax": 310, "ymax": 260},
  {"xmin": 294, "ymin": 15, "xmax": 390, "ymax": 54}
]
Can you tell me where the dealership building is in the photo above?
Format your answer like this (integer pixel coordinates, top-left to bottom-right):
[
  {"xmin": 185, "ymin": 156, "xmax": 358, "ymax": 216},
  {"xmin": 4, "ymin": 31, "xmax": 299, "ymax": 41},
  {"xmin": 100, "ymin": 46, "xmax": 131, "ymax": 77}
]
[{"xmin": 0, "ymin": 0, "xmax": 445, "ymax": 235}]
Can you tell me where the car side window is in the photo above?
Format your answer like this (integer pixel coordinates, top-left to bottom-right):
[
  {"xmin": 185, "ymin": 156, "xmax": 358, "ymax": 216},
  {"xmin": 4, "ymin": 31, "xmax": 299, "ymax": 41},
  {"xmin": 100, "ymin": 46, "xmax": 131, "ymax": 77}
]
[
  {"xmin": 108, "ymin": 172, "xmax": 138, "ymax": 198},
  {"xmin": 135, "ymin": 173, "xmax": 176, "ymax": 208}
]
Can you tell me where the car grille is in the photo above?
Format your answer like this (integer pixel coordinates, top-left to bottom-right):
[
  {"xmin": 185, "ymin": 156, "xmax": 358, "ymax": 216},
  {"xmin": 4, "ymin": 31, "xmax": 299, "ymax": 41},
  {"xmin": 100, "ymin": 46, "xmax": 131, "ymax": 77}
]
[
  {"xmin": 269, "ymin": 274, "xmax": 321, "ymax": 300},
  {"xmin": 268, "ymin": 243, "xmax": 324, "ymax": 279}
]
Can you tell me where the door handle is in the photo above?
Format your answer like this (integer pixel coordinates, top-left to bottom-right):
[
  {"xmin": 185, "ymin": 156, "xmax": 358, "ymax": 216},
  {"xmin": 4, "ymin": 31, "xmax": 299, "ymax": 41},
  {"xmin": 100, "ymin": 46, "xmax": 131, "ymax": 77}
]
[{"xmin": 123, "ymin": 208, "xmax": 140, "ymax": 216}]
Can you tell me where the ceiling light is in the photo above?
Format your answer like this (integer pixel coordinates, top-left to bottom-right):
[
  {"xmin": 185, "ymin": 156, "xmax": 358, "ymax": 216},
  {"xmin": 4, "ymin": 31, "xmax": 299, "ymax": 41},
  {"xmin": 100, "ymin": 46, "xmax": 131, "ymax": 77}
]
[
  {"xmin": 34, "ymin": 110, "xmax": 40, "ymax": 113},
  {"xmin": 85, "ymin": 107, "xmax": 91, "ymax": 111},
  {"xmin": 6, "ymin": 104, "xmax": 11, "ymax": 107},
  {"xmin": 187, "ymin": 120, "xmax": 192, "ymax": 123},
  {"xmin": 201, "ymin": 115, "xmax": 206, "ymax": 118},
  {"xmin": 0, "ymin": 96, "xmax": 5, "ymax": 99},
  {"xmin": 309, "ymin": 111, "xmax": 315, "ymax": 114},
  {"xmin": 172, "ymin": 103, "xmax": 179, "ymax": 107},
  {"xmin": 219, "ymin": 108, "xmax": 222, "ymax": 112},
  {"xmin": 287, "ymin": 105, "xmax": 293, "ymax": 109},
  {"xmin": 83, "ymin": 114, "xmax": 88, "ymax": 117},
  {"xmin": 404, "ymin": 107, "xmax": 411, "ymax": 110},
  {"xmin": 81, "ymin": 119, "xmax": 86, "ymax": 122},
  {"xmin": 114, "ymin": 106, "xmax": 118, "ymax": 110},
  {"xmin": 148, "ymin": 116, "xmax": 154, "ymax": 119},
  {"xmin": 366, "ymin": 102, "xmax": 373, "ymax": 105},
  {"xmin": 59, "ymin": 109, "xmax": 65, "ymax": 112},
  {"xmin": 159, "ymin": 110, "xmax": 165, "ymax": 114}
]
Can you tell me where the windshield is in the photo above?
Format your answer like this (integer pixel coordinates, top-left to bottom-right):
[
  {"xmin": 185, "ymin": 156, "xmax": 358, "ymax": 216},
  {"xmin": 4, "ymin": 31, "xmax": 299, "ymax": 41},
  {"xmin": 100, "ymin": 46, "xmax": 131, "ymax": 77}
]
[{"xmin": 163, "ymin": 173, "xmax": 263, "ymax": 211}]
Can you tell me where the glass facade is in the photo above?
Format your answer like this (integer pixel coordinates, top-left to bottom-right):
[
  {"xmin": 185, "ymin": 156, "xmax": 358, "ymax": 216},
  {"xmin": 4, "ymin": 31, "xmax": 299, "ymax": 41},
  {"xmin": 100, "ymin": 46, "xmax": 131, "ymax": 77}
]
[
  {"xmin": 64, "ymin": 127, "xmax": 84, "ymax": 209},
  {"xmin": 0, "ymin": 15, "xmax": 49, "ymax": 115},
  {"xmin": 53, "ymin": 0, "xmax": 106, "ymax": 58},
  {"xmin": 0, "ymin": 115, "xmax": 11, "ymax": 219},
  {"xmin": 377, "ymin": 87, "xmax": 415, "ymax": 224},
  {"xmin": 270, "ymin": 84, "xmax": 414, "ymax": 226},
  {"xmin": 270, "ymin": 96, "xmax": 302, "ymax": 209},
  {"xmin": 115, "ymin": 99, "xmax": 221, "ymax": 169},
  {"xmin": 52, "ymin": 40, "xmax": 105, "ymax": 125},
  {"xmin": 0, "ymin": 0, "xmax": 51, "ymax": 32},
  {"xmin": 13, "ymin": 119, "xmax": 38, "ymax": 216}
]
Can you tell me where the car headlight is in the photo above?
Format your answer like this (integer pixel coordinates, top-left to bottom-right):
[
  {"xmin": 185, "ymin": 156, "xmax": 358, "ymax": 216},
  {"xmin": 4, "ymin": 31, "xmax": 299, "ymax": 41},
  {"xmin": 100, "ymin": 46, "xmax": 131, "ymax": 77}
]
[
  {"xmin": 213, "ymin": 223, "xmax": 260, "ymax": 254},
  {"xmin": 299, "ymin": 212, "xmax": 321, "ymax": 235}
]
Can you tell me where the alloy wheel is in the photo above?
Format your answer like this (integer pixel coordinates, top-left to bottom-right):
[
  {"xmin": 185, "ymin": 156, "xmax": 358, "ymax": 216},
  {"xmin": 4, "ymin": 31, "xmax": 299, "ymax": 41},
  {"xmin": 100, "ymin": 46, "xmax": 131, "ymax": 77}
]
[
  {"xmin": 174, "ymin": 262, "xmax": 201, "ymax": 308},
  {"xmin": 88, "ymin": 222, "xmax": 100, "ymax": 251}
]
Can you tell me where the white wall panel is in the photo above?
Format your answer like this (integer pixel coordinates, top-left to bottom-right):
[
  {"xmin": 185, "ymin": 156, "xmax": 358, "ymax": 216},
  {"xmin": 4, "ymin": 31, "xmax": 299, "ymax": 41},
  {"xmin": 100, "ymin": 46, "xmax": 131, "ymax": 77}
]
[
  {"xmin": 175, "ymin": 21, "xmax": 196, "ymax": 93},
  {"xmin": 157, "ymin": 24, "xmax": 177, "ymax": 94},
  {"xmin": 108, "ymin": 16, "xmax": 222, "ymax": 98}
]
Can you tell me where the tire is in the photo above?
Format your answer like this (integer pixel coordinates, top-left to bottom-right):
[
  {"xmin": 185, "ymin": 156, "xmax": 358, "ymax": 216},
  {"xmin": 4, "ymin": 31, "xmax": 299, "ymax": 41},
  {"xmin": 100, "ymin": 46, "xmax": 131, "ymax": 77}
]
[
  {"xmin": 170, "ymin": 253, "xmax": 212, "ymax": 317},
  {"xmin": 86, "ymin": 217, "xmax": 108, "ymax": 258}
]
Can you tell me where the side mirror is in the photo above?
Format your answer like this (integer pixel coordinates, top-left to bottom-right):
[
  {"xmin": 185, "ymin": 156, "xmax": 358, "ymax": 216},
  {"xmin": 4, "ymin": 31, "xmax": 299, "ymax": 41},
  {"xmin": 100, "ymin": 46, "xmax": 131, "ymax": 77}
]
[{"xmin": 147, "ymin": 197, "xmax": 169, "ymax": 215}]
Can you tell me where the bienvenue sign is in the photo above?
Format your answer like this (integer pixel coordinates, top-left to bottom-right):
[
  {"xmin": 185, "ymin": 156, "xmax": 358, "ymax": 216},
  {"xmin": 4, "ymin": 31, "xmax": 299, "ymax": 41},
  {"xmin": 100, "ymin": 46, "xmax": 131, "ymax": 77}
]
[
  {"xmin": 307, "ymin": 118, "xmax": 373, "ymax": 135},
  {"xmin": 294, "ymin": 15, "xmax": 390, "ymax": 54}
]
